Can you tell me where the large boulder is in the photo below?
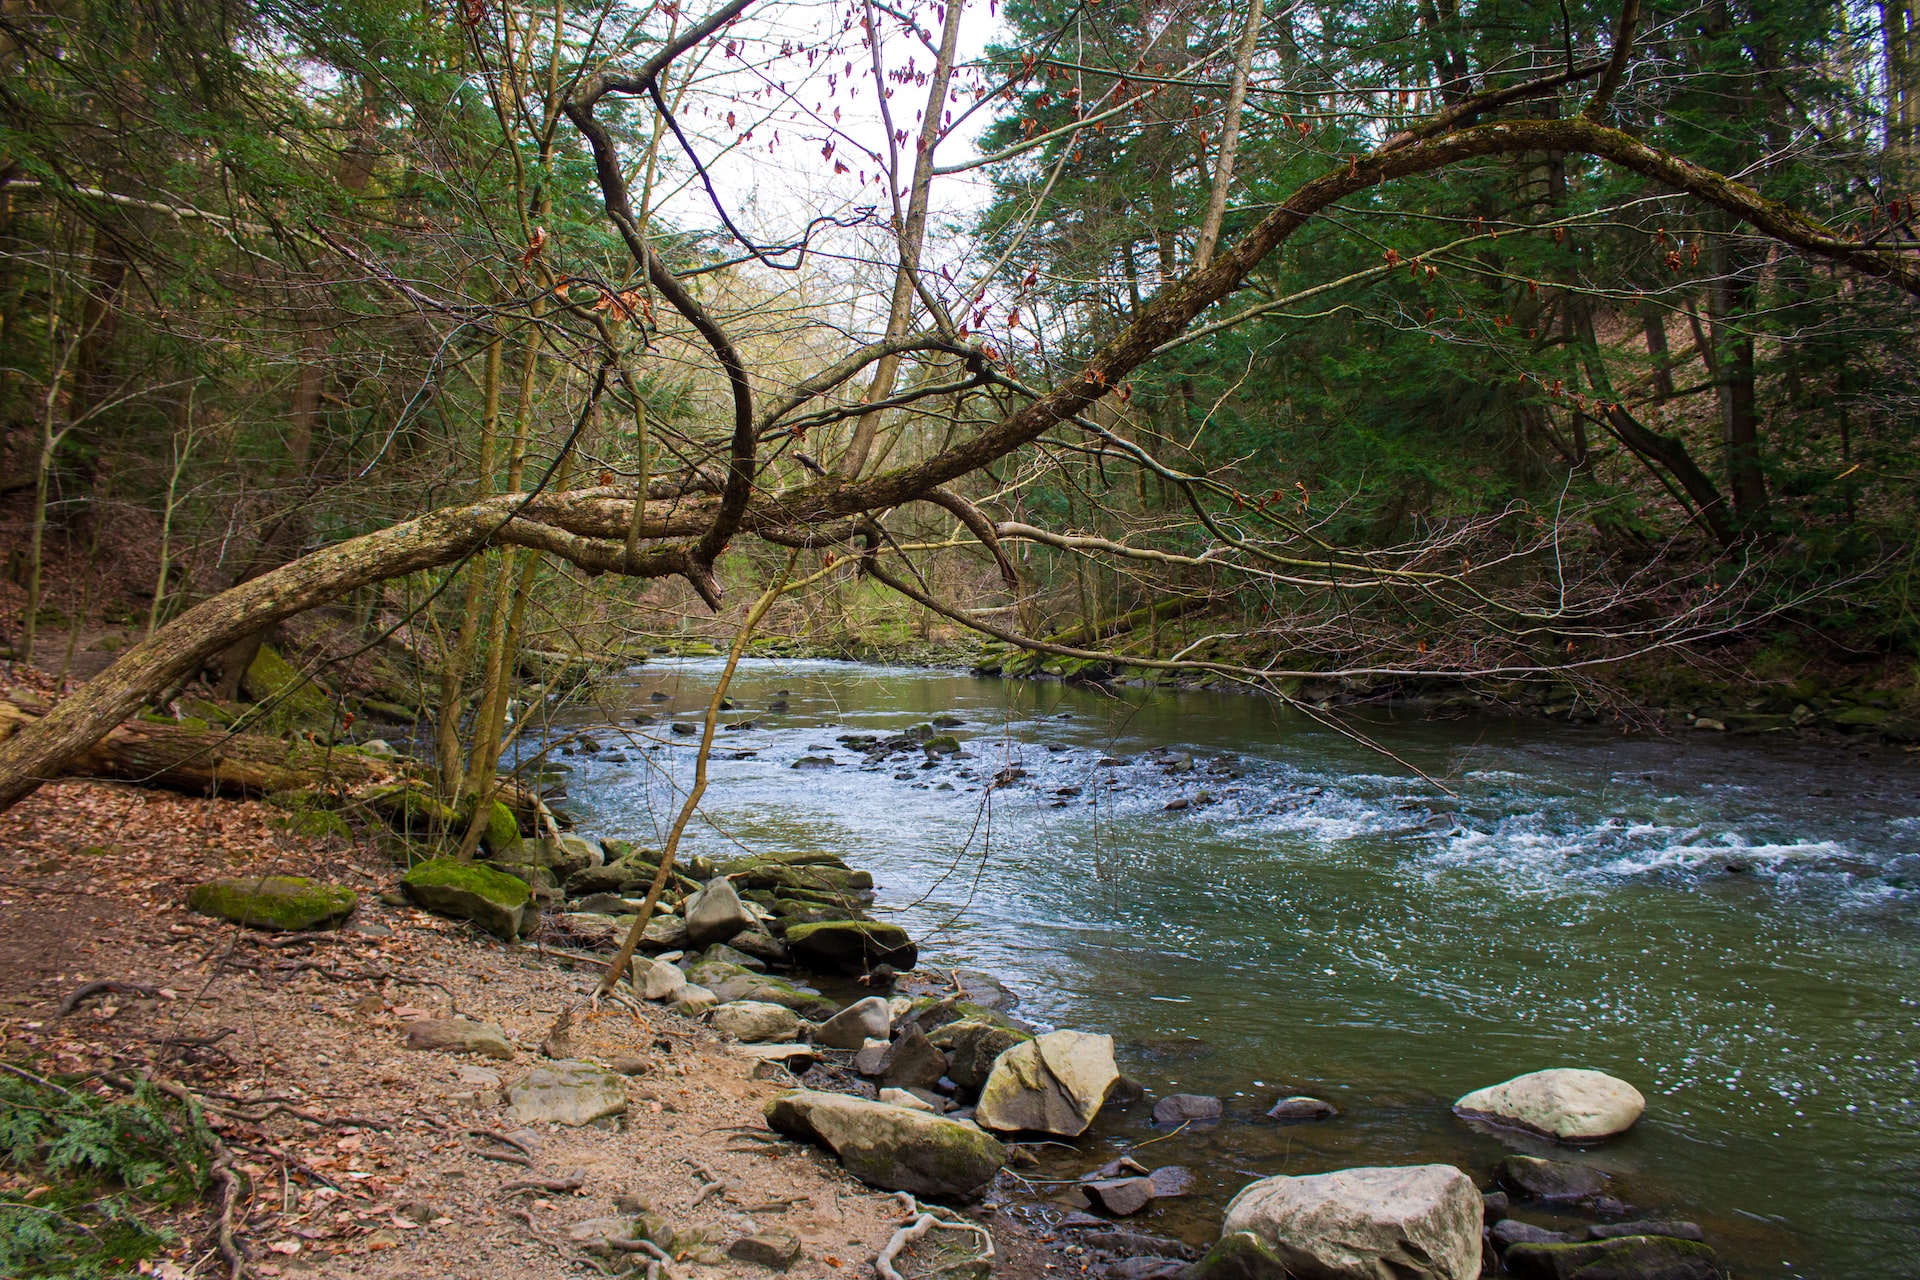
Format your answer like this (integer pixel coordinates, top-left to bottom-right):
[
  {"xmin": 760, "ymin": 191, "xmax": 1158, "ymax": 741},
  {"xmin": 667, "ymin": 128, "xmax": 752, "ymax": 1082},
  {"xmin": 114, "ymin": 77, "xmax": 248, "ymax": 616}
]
[
  {"xmin": 1455, "ymin": 1069, "xmax": 1646, "ymax": 1143},
  {"xmin": 710, "ymin": 1000, "xmax": 802, "ymax": 1043},
  {"xmin": 975, "ymin": 1030, "xmax": 1118, "ymax": 1137},
  {"xmin": 401, "ymin": 858, "xmax": 530, "ymax": 939},
  {"xmin": 784, "ymin": 920, "xmax": 917, "ymax": 973},
  {"xmin": 928, "ymin": 1021, "xmax": 1031, "ymax": 1092},
  {"xmin": 187, "ymin": 876, "xmax": 356, "ymax": 931},
  {"xmin": 813, "ymin": 996, "xmax": 892, "ymax": 1049},
  {"xmin": 1501, "ymin": 1235, "xmax": 1719, "ymax": 1280},
  {"xmin": 504, "ymin": 1061, "xmax": 629, "ymax": 1127},
  {"xmin": 685, "ymin": 877, "xmax": 757, "ymax": 947},
  {"xmin": 764, "ymin": 1090, "xmax": 1005, "ymax": 1200},
  {"xmin": 1220, "ymin": 1164, "xmax": 1482, "ymax": 1280}
]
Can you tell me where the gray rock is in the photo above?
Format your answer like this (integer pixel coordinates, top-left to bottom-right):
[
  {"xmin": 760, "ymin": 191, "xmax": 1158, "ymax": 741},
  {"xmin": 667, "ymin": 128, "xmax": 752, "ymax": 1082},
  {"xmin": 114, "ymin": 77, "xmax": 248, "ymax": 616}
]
[
  {"xmin": 1221, "ymin": 1164, "xmax": 1482, "ymax": 1280},
  {"xmin": 1586, "ymin": 1221, "xmax": 1704, "ymax": 1243},
  {"xmin": 404, "ymin": 1018, "xmax": 514, "ymax": 1061},
  {"xmin": 880, "ymin": 1026, "xmax": 949, "ymax": 1092},
  {"xmin": 975, "ymin": 1030, "xmax": 1119, "ymax": 1137},
  {"xmin": 671, "ymin": 984, "xmax": 720, "ymax": 1015},
  {"xmin": 1082, "ymin": 1233, "xmax": 1193, "ymax": 1260},
  {"xmin": 1181, "ymin": 1232, "xmax": 1291, "ymax": 1280},
  {"xmin": 730, "ymin": 1229, "xmax": 803, "ymax": 1271},
  {"xmin": 726, "ymin": 928, "xmax": 791, "ymax": 967},
  {"xmin": 505, "ymin": 1061, "xmax": 629, "ymax": 1126},
  {"xmin": 1455, "ymin": 1068, "xmax": 1646, "ymax": 1143},
  {"xmin": 1267, "ymin": 1095, "xmax": 1339, "ymax": 1121},
  {"xmin": 567, "ymin": 1216, "xmax": 641, "ymax": 1248},
  {"xmin": 1151, "ymin": 1094, "xmax": 1222, "ymax": 1126},
  {"xmin": 551, "ymin": 834, "xmax": 604, "ymax": 878},
  {"xmin": 764, "ymin": 1089, "xmax": 1007, "ymax": 1199},
  {"xmin": 854, "ymin": 1042, "xmax": 892, "ymax": 1075},
  {"xmin": 1085, "ymin": 1176, "xmax": 1156, "ymax": 1217},
  {"xmin": 1107, "ymin": 1259, "xmax": 1185, "ymax": 1280},
  {"xmin": 879, "ymin": 1088, "xmax": 936, "ymax": 1112},
  {"xmin": 685, "ymin": 877, "xmax": 757, "ymax": 947},
  {"xmin": 573, "ymin": 892, "xmax": 632, "ymax": 915},
  {"xmin": 630, "ymin": 955, "xmax": 690, "ymax": 1001},
  {"xmin": 710, "ymin": 1000, "xmax": 802, "ymax": 1044},
  {"xmin": 1492, "ymin": 1220, "xmax": 1577, "ymax": 1249},
  {"xmin": 1496, "ymin": 1155, "xmax": 1607, "ymax": 1203},
  {"xmin": 1148, "ymin": 1166, "xmax": 1195, "ymax": 1198},
  {"xmin": 814, "ymin": 996, "xmax": 892, "ymax": 1049},
  {"xmin": 928, "ymin": 1021, "xmax": 1031, "ymax": 1092},
  {"xmin": 1501, "ymin": 1235, "xmax": 1718, "ymax": 1280},
  {"xmin": 702, "ymin": 942, "xmax": 768, "ymax": 972},
  {"xmin": 737, "ymin": 1044, "xmax": 818, "ymax": 1072}
]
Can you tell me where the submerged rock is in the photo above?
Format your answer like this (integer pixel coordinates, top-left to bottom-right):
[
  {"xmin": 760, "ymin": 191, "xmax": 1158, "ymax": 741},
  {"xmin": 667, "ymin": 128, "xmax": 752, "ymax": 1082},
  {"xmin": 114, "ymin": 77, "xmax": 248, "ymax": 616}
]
[
  {"xmin": 1266, "ymin": 1095, "xmax": 1339, "ymax": 1121},
  {"xmin": 1492, "ymin": 1220, "xmax": 1578, "ymax": 1249},
  {"xmin": 1221, "ymin": 1164, "xmax": 1482, "ymax": 1280},
  {"xmin": 505, "ymin": 1061, "xmax": 629, "ymax": 1127},
  {"xmin": 1501, "ymin": 1235, "xmax": 1718, "ymax": 1280},
  {"xmin": 1085, "ymin": 1176, "xmax": 1156, "ymax": 1217},
  {"xmin": 764, "ymin": 1089, "xmax": 1006, "ymax": 1199},
  {"xmin": 188, "ymin": 876, "xmax": 356, "ymax": 931},
  {"xmin": 975, "ymin": 1030, "xmax": 1119, "ymax": 1137},
  {"xmin": 1151, "ymin": 1093, "xmax": 1222, "ymax": 1127},
  {"xmin": 401, "ymin": 858, "xmax": 530, "ymax": 939},
  {"xmin": 1587, "ymin": 1221, "xmax": 1704, "ymax": 1243},
  {"xmin": 1455, "ymin": 1069, "xmax": 1646, "ymax": 1143},
  {"xmin": 1496, "ymin": 1155, "xmax": 1608, "ymax": 1203}
]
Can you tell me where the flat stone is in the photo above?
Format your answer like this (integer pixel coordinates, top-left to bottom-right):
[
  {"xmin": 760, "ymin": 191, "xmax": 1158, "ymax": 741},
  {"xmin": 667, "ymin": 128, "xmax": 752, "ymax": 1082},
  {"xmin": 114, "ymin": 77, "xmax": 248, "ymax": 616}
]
[
  {"xmin": 1493, "ymin": 1220, "xmax": 1578, "ymax": 1249},
  {"xmin": 405, "ymin": 1018, "xmax": 514, "ymax": 1061},
  {"xmin": 1151, "ymin": 1093, "xmax": 1222, "ymax": 1126},
  {"xmin": 729, "ymin": 1229, "xmax": 803, "ymax": 1271},
  {"xmin": 1267, "ymin": 1095, "xmax": 1339, "ymax": 1121},
  {"xmin": 457, "ymin": 1065, "xmax": 501, "ymax": 1087},
  {"xmin": 1222, "ymin": 1164, "xmax": 1482, "ymax": 1280},
  {"xmin": 1106, "ymin": 1259, "xmax": 1185, "ymax": 1280},
  {"xmin": 765, "ymin": 1089, "xmax": 1006, "ymax": 1200},
  {"xmin": 710, "ymin": 1000, "xmax": 802, "ymax": 1044},
  {"xmin": 879, "ymin": 1088, "xmax": 936, "ymax": 1112},
  {"xmin": 1455, "ymin": 1069, "xmax": 1646, "ymax": 1143},
  {"xmin": 1497, "ymin": 1155, "xmax": 1608, "ymax": 1203},
  {"xmin": 1085, "ymin": 1176, "xmax": 1156, "ymax": 1217},
  {"xmin": 1148, "ymin": 1166, "xmax": 1195, "ymax": 1198},
  {"xmin": 1586, "ymin": 1221, "xmax": 1704, "ymax": 1243},
  {"xmin": 504, "ymin": 1060, "xmax": 629, "ymax": 1127},
  {"xmin": 1081, "ymin": 1232, "xmax": 1193, "ymax": 1259},
  {"xmin": 737, "ymin": 1044, "xmax": 819, "ymax": 1072}
]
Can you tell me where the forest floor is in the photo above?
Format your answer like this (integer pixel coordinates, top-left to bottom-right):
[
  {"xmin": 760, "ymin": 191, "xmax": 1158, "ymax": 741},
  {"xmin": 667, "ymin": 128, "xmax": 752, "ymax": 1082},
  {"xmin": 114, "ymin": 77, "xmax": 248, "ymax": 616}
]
[{"xmin": 0, "ymin": 775, "xmax": 1051, "ymax": 1280}]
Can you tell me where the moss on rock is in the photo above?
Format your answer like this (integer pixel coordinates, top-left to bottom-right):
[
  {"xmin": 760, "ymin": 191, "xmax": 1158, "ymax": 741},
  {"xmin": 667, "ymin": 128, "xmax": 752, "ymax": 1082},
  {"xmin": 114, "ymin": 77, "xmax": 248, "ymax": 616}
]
[
  {"xmin": 785, "ymin": 920, "xmax": 917, "ymax": 973},
  {"xmin": 187, "ymin": 876, "xmax": 356, "ymax": 931},
  {"xmin": 402, "ymin": 858, "xmax": 530, "ymax": 939},
  {"xmin": 241, "ymin": 644, "xmax": 334, "ymax": 726}
]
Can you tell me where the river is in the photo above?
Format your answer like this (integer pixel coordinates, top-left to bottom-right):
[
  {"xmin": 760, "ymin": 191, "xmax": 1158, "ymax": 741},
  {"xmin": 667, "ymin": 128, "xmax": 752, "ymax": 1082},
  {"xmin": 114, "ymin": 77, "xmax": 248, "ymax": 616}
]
[{"xmin": 529, "ymin": 657, "xmax": 1920, "ymax": 1278}]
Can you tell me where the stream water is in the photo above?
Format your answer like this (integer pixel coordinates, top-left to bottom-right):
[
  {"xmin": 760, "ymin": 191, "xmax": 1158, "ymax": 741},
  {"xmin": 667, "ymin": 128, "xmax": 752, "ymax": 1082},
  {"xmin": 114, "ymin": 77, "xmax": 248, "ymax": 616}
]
[{"xmin": 527, "ymin": 657, "xmax": 1920, "ymax": 1278}]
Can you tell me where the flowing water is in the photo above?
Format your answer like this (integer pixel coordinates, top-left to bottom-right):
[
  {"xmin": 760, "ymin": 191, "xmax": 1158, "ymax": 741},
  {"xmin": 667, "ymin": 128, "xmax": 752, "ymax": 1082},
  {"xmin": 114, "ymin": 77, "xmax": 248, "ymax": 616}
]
[{"xmin": 528, "ymin": 657, "xmax": 1920, "ymax": 1278}]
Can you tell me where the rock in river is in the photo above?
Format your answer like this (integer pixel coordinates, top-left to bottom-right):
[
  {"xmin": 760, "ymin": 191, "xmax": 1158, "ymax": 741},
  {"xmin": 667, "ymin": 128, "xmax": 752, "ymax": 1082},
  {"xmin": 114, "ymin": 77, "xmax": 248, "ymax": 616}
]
[
  {"xmin": 404, "ymin": 1017, "xmax": 514, "ymax": 1060},
  {"xmin": 1221, "ymin": 1164, "xmax": 1482, "ymax": 1280},
  {"xmin": 505, "ymin": 1061, "xmax": 629, "ymax": 1127},
  {"xmin": 1085, "ymin": 1176, "xmax": 1156, "ymax": 1217},
  {"xmin": 813, "ymin": 995, "xmax": 893, "ymax": 1049},
  {"xmin": 1267, "ymin": 1095, "xmax": 1339, "ymax": 1121},
  {"xmin": 1151, "ymin": 1093, "xmax": 1222, "ymax": 1127},
  {"xmin": 764, "ymin": 1089, "xmax": 1006, "ymax": 1200},
  {"xmin": 975, "ymin": 1030, "xmax": 1119, "ymax": 1137},
  {"xmin": 1455, "ymin": 1068, "xmax": 1646, "ymax": 1143},
  {"xmin": 401, "ymin": 857, "xmax": 531, "ymax": 939},
  {"xmin": 1496, "ymin": 1155, "xmax": 1607, "ymax": 1203},
  {"xmin": 709, "ymin": 1000, "xmax": 802, "ymax": 1043},
  {"xmin": 685, "ymin": 876, "xmax": 757, "ymax": 947},
  {"xmin": 1183, "ymin": 1232, "xmax": 1291, "ymax": 1280},
  {"xmin": 784, "ymin": 920, "xmax": 918, "ymax": 973},
  {"xmin": 1502, "ymin": 1235, "xmax": 1719, "ymax": 1280},
  {"xmin": 188, "ymin": 876, "xmax": 356, "ymax": 931}
]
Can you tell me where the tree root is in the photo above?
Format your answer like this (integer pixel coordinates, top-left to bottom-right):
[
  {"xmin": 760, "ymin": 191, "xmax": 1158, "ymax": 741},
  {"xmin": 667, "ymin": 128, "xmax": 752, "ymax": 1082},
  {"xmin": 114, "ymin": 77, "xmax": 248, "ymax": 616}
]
[
  {"xmin": 56, "ymin": 979, "xmax": 161, "ymax": 1017},
  {"xmin": 469, "ymin": 1127, "xmax": 539, "ymax": 1159},
  {"xmin": 100, "ymin": 1070, "xmax": 247, "ymax": 1278},
  {"xmin": 499, "ymin": 1171, "xmax": 587, "ymax": 1196},
  {"xmin": 876, "ymin": 1196, "xmax": 995, "ymax": 1280}
]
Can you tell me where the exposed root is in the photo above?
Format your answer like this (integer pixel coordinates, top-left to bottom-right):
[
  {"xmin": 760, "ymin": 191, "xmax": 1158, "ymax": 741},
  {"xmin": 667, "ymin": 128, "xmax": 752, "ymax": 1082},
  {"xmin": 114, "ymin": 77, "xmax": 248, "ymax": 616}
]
[
  {"xmin": 469, "ymin": 1128, "xmax": 540, "ymax": 1159},
  {"xmin": 499, "ymin": 1172, "xmax": 587, "ymax": 1195},
  {"xmin": 56, "ymin": 979, "xmax": 161, "ymax": 1017}
]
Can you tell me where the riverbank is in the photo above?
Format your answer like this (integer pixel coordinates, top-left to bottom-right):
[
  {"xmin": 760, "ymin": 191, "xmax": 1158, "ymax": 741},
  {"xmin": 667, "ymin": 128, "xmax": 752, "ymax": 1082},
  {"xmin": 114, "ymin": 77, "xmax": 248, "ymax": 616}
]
[{"xmin": 0, "ymin": 780, "xmax": 1055, "ymax": 1279}]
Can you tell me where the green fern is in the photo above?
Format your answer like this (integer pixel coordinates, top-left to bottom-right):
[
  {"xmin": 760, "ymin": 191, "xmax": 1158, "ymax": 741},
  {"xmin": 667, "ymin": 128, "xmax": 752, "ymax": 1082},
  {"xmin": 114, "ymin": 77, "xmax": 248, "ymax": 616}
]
[{"xmin": 0, "ymin": 1070, "xmax": 216, "ymax": 1278}]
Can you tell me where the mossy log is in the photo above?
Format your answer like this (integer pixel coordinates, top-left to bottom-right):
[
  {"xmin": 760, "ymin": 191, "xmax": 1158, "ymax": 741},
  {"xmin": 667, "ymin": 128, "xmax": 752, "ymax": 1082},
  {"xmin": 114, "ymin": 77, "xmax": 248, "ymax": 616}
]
[{"xmin": 63, "ymin": 718, "xmax": 398, "ymax": 796}]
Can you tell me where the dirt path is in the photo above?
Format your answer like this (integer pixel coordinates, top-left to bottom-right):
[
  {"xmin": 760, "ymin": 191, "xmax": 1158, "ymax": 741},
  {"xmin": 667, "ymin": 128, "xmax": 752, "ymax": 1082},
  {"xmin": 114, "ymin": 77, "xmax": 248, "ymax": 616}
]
[{"xmin": 0, "ymin": 780, "xmax": 1048, "ymax": 1279}]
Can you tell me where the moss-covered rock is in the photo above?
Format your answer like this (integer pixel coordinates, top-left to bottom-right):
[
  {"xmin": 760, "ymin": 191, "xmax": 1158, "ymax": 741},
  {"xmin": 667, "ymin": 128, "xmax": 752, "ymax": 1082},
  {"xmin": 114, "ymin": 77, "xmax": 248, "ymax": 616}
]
[
  {"xmin": 483, "ymin": 799, "xmax": 523, "ymax": 857},
  {"xmin": 241, "ymin": 644, "xmax": 334, "ymax": 726},
  {"xmin": 402, "ymin": 858, "xmax": 530, "ymax": 939},
  {"xmin": 1182, "ymin": 1233, "xmax": 1291, "ymax": 1280},
  {"xmin": 927, "ymin": 1020, "xmax": 1032, "ymax": 1092},
  {"xmin": 1502, "ymin": 1234, "xmax": 1719, "ymax": 1279},
  {"xmin": 187, "ymin": 876, "xmax": 356, "ymax": 931},
  {"xmin": 366, "ymin": 784, "xmax": 455, "ymax": 832},
  {"xmin": 785, "ymin": 920, "xmax": 917, "ymax": 973},
  {"xmin": 764, "ymin": 1089, "xmax": 1006, "ymax": 1200}
]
